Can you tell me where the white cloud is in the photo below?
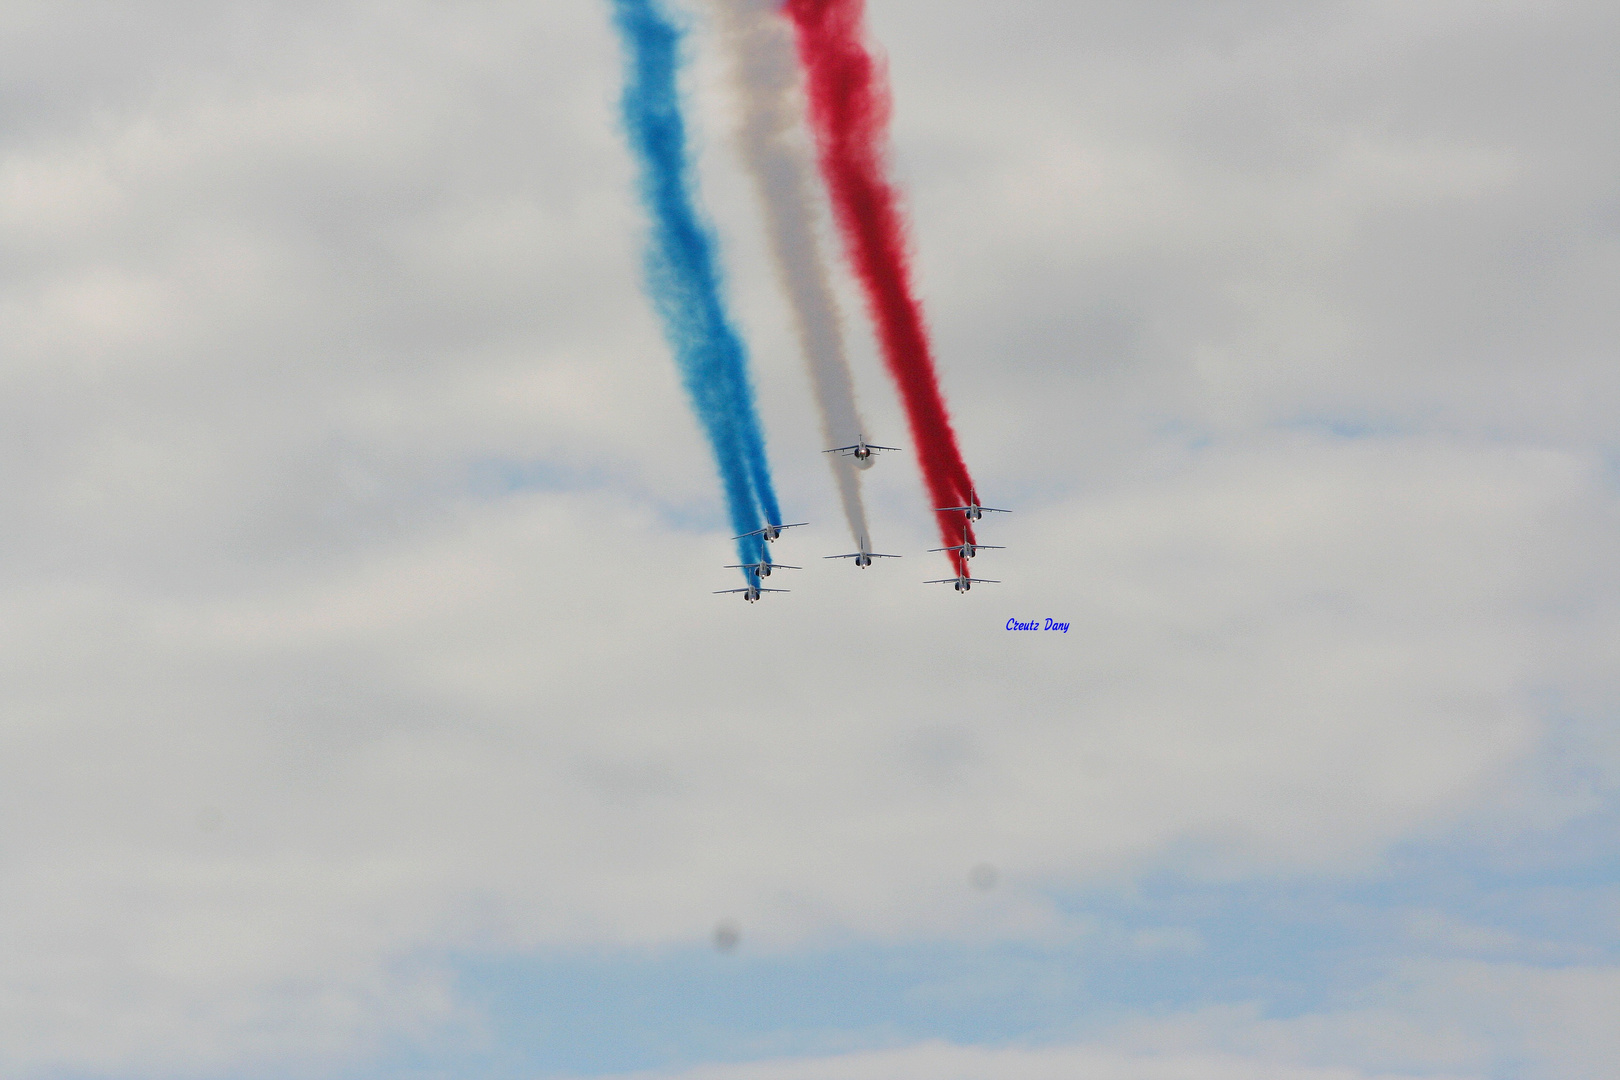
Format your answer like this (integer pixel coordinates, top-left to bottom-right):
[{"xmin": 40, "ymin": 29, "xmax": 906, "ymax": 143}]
[
  {"xmin": 0, "ymin": 432, "xmax": 1607, "ymax": 1072},
  {"xmin": 0, "ymin": 0, "xmax": 1617, "ymax": 1075}
]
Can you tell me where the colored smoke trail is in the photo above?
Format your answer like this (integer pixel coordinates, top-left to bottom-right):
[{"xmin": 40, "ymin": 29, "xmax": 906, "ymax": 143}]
[
  {"xmin": 610, "ymin": 0, "xmax": 783, "ymax": 580},
  {"xmin": 708, "ymin": 0, "xmax": 871, "ymax": 551},
  {"xmin": 783, "ymin": 0, "xmax": 977, "ymax": 573}
]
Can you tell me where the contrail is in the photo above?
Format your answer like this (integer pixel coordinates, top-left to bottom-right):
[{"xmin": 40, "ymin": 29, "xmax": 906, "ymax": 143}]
[
  {"xmin": 707, "ymin": 0, "xmax": 871, "ymax": 550},
  {"xmin": 783, "ymin": 0, "xmax": 980, "ymax": 574},
  {"xmin": 609, "ymin": 0, "xmax": 784, "ymax": 580}
]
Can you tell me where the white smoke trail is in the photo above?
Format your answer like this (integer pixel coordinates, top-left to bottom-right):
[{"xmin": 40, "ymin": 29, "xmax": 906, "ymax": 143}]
[{"xmin": 708, "ymin": 0, "xmax": 872, "ymax": 549}]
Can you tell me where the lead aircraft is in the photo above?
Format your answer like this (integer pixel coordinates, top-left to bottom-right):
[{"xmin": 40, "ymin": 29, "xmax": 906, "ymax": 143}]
[
  {"xmin": 714, "ymin": 584, "xmax": 789, "ymax": 603},
  {"xmin": 823, "ymin": 435, "xmax": 900, "ymax": 463},
  {"xmin": 825, "ymin": 536, "xmax": 900, "ymax": 568},
  {"xmin": 926, "ymin": 572, "xmax": 999, "ymax": 593}
]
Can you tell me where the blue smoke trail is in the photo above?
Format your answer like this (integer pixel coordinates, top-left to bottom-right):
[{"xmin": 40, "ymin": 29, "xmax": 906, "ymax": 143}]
[{"xmin": 610, "ymin": 0, "xmax": 784, "ymax": 583}]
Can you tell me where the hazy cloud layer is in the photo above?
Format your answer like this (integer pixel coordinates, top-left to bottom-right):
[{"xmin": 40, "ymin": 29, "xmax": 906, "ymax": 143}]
[{"xmin": 1, "ymin": 0, "xmax": 1617, "ymax": 1076}]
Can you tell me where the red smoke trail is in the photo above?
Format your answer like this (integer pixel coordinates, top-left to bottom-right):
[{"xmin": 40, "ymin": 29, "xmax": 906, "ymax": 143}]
[{"xmin": 782, "ymin": 0, "xmax": 977, "ymax": 574}]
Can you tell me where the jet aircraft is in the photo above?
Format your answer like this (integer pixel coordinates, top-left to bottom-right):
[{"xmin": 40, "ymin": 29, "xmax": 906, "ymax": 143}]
[
  {"xmin": 926, "ymin": 573, "xmax": 999, "ymax": 593},
  {"xmin": 825, "ymin": 537, "xmax": 901, "ymax": 568},
  {"xmin": 935, "ymin": 491, "xmax": 1009, "ymax": 521},
  {"xmin": 929, "ymin": 527, "xmax": 1005, "ymax": 560},
  {"xmin": 725, "ymin": 560, "xmax": 800, "ymax": 578},
  {"xmin": 824, "ymin": 435, "xmax": 900, "ymax": 464},
  {"xmin": 734, "ymin": 522, "xmax": 809, "ymax": 543},
  {"xmin": 714, "ymin": 584, "xmax": 789, "ymax": 603}
]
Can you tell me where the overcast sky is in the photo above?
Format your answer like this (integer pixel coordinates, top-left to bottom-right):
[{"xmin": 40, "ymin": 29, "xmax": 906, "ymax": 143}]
[{"xmin": 2, "ymin": 1, "xmax": 1618, "ymax": 1078}]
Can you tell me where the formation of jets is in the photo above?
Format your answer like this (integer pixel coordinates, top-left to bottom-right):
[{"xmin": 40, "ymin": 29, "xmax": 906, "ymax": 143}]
[
  {"xmin": 715, "ymin": 441, "xmax": 1008, "ymax": 601},
  {"xmin": 926, "ymin": 490, "xmax": 1006, "ymax": 594}
]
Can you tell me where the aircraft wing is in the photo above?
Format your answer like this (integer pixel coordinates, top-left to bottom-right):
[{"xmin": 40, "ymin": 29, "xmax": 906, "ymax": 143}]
[
  {"xmin": 724, "ymin": 564, "xmax": 802, "ymax": 570},
  {"xmin": 928, "ymin": 544, "xmax": 1004, "ymax": 552},
  {"xmin": 935, "ymin": 505, "xmax": 1011, "ymax": 514}
]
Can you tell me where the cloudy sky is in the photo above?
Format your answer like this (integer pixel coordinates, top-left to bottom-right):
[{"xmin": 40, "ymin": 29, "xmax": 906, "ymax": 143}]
[{"xmin": 2, "ymin": 1, "xmax": 1618, "ymax": 1077}]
